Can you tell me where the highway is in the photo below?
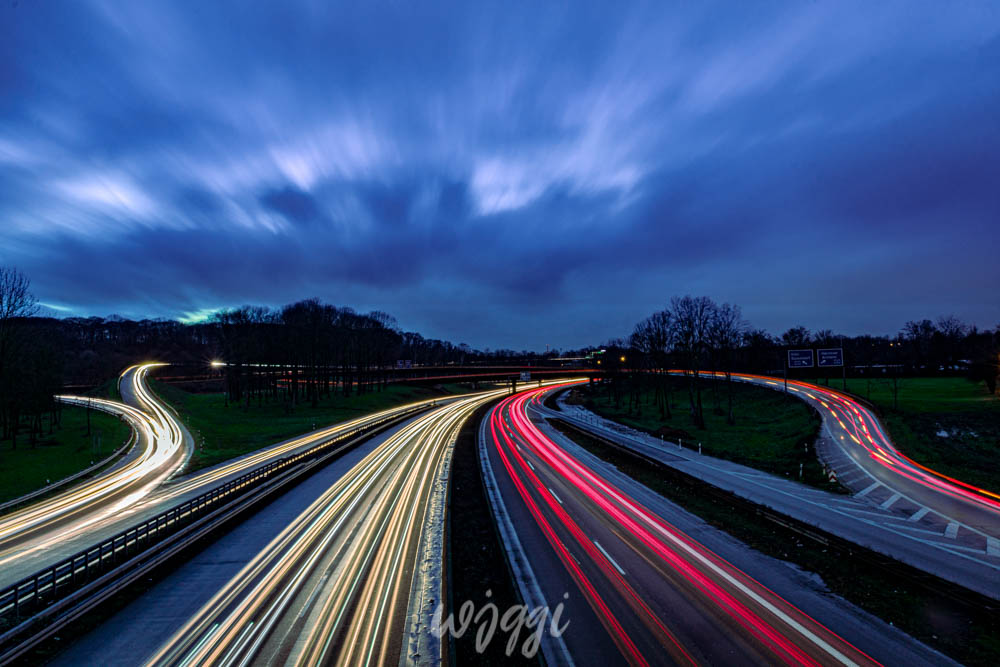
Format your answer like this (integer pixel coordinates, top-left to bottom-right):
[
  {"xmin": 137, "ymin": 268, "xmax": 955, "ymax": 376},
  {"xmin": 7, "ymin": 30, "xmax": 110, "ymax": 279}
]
[
  {"xmin": 0, "ymin": 363, "xmax": 191, "ymax": 583},
  {"xmin": 0, "ymin": 368, "xmax": 485, "ymax": 589},
  {"xmin": 718, "ymin": 372, "xmax": 1000, "ymax": 547},
  {"xmin": 145, "ymin": 388, "xmax": 510, "ymax": 667},
  {"xmin": 483, "ymin": 383, "xmax": 951, "ymax": 665}
]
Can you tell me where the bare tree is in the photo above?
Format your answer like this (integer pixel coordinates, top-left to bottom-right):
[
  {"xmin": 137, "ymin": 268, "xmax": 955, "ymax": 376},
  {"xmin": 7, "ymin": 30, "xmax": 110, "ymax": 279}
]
[
  {"xmin": 631, "ymin": 309, "xmax": 674, "ymax": 419},
  {"xmin": 0, "ymin": 268, "xmax": 39, "ymax": 445},
  {"xmin": 708, "ymin": 302, "xmax": 747, "ymax": 424},
  {"xmin": 668, "ymin": 295, "xmax": 715, "ymax": 429}
]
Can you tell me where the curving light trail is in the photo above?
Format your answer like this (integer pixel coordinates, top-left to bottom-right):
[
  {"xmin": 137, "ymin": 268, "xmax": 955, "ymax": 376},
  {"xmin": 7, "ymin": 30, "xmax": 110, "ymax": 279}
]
[
  {"xmin": 673, "ymin": 371, "xmax": 1000, "ymax": 518},
  {"xmin": 146, "ymin": 386, "xmax": 521, "ymax": 667},
  {"xmin": 488, "ymin": 383, "xmax": 880, "ymax": 666},
  {"xmin": 0, "ymin": 363, "xmax": 190, "ymax": 565}
]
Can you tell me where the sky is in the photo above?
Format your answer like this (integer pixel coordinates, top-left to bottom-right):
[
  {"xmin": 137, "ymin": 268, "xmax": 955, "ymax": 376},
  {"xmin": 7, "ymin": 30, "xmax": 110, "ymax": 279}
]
[{"xmin": 1, "ymin": 1, "xmax": 998, "ymax": 350}]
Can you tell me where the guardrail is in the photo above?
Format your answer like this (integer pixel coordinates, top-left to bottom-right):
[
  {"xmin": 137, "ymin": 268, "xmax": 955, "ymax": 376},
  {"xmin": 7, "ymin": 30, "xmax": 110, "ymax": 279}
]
[
  {"xmin": 0, "ymin": 404, "xmax": 428, "ymax": 658},
  {"xmin": 549, "ymin": 417, "xmax": 1000, "ymax": 613},
  {"xmin": 0, "ymin": 403, "xmax": 136, "ymax": 516}
]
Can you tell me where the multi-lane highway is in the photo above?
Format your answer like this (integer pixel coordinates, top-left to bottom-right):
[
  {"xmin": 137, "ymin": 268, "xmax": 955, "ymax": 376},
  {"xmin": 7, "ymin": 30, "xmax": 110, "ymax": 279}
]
[
  {"xmin": 483, "ymin": 383, "xmax": 951, "ymax": 665},
  {"xmin": 0, "ymin": 367, "xmax": 484, "ymax": 589},
  {"xmin": 0, "ymin": 364, "xmax": 191, "ymax": 583},
  {"xmin": 145, "ymin": 388, "xmax": 510, "ymax": 667}
]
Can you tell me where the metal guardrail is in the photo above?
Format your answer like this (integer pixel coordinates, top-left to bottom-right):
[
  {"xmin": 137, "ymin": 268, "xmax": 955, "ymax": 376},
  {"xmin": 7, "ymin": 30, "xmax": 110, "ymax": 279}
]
[
  {"xmin": 549, "ymin": 417, "xmax": 1000, "ymax": 613},
  {"xmin": 0, "ymin": 404, "xmax": 137, "ymax": 516},
  {"xmin": 0, "ymin": 404, "xmax": 426, "ymax": 641}
]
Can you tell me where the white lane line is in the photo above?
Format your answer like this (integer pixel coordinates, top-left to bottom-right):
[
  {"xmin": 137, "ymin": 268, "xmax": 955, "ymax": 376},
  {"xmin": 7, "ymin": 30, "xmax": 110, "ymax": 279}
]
[
  {"xmin": 909, "ymin": 507, "xmax": 931, "ymax": 522},
  {"xmin": 945, "ymin": 522, "xmax": 960, "ymax": 539},
  {"xmin": 548, "ymin": 487, "xmax": 563, "ymax": 505},
  {"xmin": 987, "ymin": 537, "xmax": 1000, "ymax": 557},
  {"xmin": 593, "ymin": 540, "xmax": 626, "ymax": 575},
  {"xmin": 526, "ymin": 460, "xmax": 535, "ymax": 471},
  {"xmin": 856, "ymin": 481, "xmax": 880, "ymax": 497},
  {"xmin": 879, "ymin": 493, "xmax": 901, "ymax": 509}
]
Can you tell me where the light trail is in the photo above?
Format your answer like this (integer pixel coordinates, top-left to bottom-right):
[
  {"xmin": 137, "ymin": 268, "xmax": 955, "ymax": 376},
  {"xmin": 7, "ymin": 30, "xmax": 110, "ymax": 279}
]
[
  {"xmin": 487, "ymin": 383, "xmax": 880, "ymax": 666},
  {"xmin": 0, "ymin": 363, "xmax": 190, "ymax": 565},
  {"xmin": 146, "ymin": 386, "xmax": 518, "ymax": 667},
  {"xmin": 672, "ymin": 371, "xmax": 1000, "ymax": 516}
]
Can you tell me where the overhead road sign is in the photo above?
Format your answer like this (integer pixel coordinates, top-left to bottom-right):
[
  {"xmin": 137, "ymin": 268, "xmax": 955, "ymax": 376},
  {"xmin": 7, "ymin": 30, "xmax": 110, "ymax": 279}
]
[
  {"xmin": 787, "ymin": 349, "xmax": 814, "ymax": 368},
  {"xmin": 818, "ymin": 348, "xmax": 844, "ymax": 367}
]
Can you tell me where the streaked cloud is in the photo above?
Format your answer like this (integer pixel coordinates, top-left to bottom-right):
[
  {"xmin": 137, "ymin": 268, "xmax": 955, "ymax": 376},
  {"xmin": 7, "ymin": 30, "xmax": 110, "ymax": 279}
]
[{"xmin": 0, "ymin": 1, "xmax": 997, "ymax": 348}]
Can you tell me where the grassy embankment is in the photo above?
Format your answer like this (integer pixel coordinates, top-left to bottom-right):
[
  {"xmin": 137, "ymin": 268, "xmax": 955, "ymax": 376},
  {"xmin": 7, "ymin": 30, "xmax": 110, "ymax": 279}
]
[
  {"xmin": 0, "ymin": 407, "xmax": 132, "ymax": 505},
  {"xmin": 583, "ymin": 377, "xmax": 832, "ymax": 489},
  {"xmin": 548, "ymin": 420, "xmax": 1000, "ymax": 665},
  {"xmin": 835, "ymin": 377, "xmax": 999, "ymax": 495},
  {"xmin": 151, "ymin": 380, "xmax": 480, "ymax": 471}
]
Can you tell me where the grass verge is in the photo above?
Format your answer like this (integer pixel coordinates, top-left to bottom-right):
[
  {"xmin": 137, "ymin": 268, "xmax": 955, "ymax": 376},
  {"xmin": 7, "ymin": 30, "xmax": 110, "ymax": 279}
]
[
  {"xmin": 583, "ymin": 378, "xmax": 834, "ymax": 490},
  {"xmin": 0, "ymin": 407, "xmax": 132, "ymax": 505},
  {"xmin": 447, "ymin": 399, "xmax": 538, "ymax": 666},
  {"xmin": 548, "ymin": 418, "xmax": 1000, "ymax": 666},
  {"xmin": 152, "ymin": 381, "xmax": 475, "ymax": 472},
  {"xmin": 833, "ymin": 377, "xmax": 999, "ymax": 495},
  {"xmin": 11, "ymin": 413, "xmax": 417, "ymax": 664}
]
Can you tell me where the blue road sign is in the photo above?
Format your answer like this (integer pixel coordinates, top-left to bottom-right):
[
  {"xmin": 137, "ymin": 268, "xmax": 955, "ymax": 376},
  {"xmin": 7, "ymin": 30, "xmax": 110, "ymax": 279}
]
[
  {"xmin": 787, "ymin": 349, "xmax": 814, "ymax": 368},
  {"xmin": 818, "ymin": 348, "xmax": 844, "ymax": 367}
]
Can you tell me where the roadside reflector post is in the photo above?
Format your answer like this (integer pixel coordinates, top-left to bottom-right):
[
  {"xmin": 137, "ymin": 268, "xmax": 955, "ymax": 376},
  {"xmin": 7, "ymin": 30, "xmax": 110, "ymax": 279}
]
[{"xmin": 698, "ymin": 442, "xmax": 702, "ymax": 455}]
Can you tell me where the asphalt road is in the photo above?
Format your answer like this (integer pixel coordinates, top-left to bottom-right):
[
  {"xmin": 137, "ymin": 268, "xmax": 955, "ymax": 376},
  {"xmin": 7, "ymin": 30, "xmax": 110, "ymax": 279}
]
[
  {"xmin": 0, "ymin": 368, "xmax": 476, "ymax": 590},
  {"xmin": 145, "ymin": 389, "xmax": 509, "ymax": 667},
  {"xmin": 0, "ymin": 364, "xmax": 192, "ymax": 586},
  {"xmin": 484, "ymin": 383, "xmax": 953, "ymax": 666},
  {"xmin": 551, "ymin": 373, "xmax": 1000, "ymax": 598},
  {"xmin": 730, "ymin": 373, "xmax": 1000, "ymax": 544}
]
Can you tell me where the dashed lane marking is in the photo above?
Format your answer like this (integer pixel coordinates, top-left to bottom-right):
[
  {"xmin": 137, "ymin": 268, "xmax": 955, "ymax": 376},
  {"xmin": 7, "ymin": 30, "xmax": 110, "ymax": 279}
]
[{"xmin": 593, "ymin": 540, "xmax": 626, "ymax": 575}]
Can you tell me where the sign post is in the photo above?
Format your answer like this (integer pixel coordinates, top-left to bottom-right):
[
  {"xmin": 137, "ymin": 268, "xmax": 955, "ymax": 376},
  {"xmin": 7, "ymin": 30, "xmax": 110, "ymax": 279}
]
[
  {"xmin": 786, "ymin": 349, "xmax": 814, "ymax": 392},
  {"xmin": 818, "ymin": 348, "xmax": 845, "ymax": 391}
]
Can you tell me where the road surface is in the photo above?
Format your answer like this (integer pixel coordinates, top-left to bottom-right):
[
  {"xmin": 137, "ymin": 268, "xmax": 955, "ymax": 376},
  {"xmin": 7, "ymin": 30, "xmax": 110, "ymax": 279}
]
[
  {"xmin": 723, "ymin": 373, "xmax": 1000, "ymax": 547},
  {"xmin": 551, "ymin": 380, "xmax": 1000, "ymax": 599},
  {"xmin": 483, "ymin": 383, "xmax": 952, "ymax": 665},
  {"xmin": 0, "ymin": 364, "xmax": 191, "ymax": 584},
  {"xmin": 145, "ymin": 388, "xmax": 512, "ymax": 666},
  {"xmin": 0, "ymin": 368, "xmax": 480, "ymax": 589}
]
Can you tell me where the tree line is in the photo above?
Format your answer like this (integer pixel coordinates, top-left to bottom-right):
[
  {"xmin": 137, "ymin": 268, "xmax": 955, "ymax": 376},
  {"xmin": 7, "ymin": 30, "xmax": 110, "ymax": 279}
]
[
  {"xmin": 0, "ymin": 268, "xmax": 65, "ymax": 447},
  {"xmin": 597, "ymin": 296, "xmax": 1000, "ymax": 428}
]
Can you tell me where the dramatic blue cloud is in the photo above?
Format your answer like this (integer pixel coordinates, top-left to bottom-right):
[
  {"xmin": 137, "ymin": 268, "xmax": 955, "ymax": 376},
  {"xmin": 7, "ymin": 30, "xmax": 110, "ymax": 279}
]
[{"xmin": 1, "ymin": 1, "xmax": 998, "ymax": 349}]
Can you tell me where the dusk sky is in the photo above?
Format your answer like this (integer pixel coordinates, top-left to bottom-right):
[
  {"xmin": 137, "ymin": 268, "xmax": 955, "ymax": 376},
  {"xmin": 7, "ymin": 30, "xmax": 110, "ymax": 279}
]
[{"xmin": 1, "ymin": 2, "xmax": 998, "ymax": 350}]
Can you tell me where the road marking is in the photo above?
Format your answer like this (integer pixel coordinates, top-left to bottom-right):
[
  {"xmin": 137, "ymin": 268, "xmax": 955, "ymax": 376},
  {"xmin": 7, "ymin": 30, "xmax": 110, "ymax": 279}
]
[
  {"xmin": 526, "ymin": 460, "xmax": 535, "ymax": 471},
  {"xmin": 988, "ymin": 537, "xmax": 1000, "ymax": 557},
  {"xmin": 908, "ymin": 507, "xmax": 930, "ymax": 522},
  {"xmin": 856, "ymin": 481, "xmax": 880, "ymax": 497},
  {"xmin": 548, "ymin": 487, "xmax": 563, "ymax": 505},
  {"xmin": 879, "ymin": 493, "xmax": 901, "ymax": 509},
  {"xmin": 593, "ymin": 540, "xmax": 626, "ymax": 575},
  {"xmin": 945, "ymin": 522, "xmax": 959, "ymax": 539}
]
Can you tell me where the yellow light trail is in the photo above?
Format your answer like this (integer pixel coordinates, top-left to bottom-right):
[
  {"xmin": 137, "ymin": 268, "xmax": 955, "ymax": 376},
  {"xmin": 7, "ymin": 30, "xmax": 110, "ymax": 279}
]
[{"xmin": 148, "ymin": 381, "xmax": 574, "ymax": 667}]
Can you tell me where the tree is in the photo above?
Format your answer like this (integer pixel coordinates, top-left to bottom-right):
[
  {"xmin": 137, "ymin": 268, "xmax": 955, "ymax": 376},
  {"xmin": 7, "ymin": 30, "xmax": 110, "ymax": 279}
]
[
  {"xmin": 707, "ymin": 303, "xmax": 747, "ymax": 424},
  {"xmin": 780, "ymin": 326, "xmax": 811, "ymax": 347},
  {"xmin": 936, "ymin": 315, "xmax": 967, "ymax": 369},
  {"xmin": 668, "ymin": 296, "xmax": 715, "ymax": 429},
  {"xmin": 630, "ymin": 310, "xmax": 673, "ymax": 419},
  {"xmin": 0, "ymin": 267, "xmax": 39, "ymax": 445}
]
